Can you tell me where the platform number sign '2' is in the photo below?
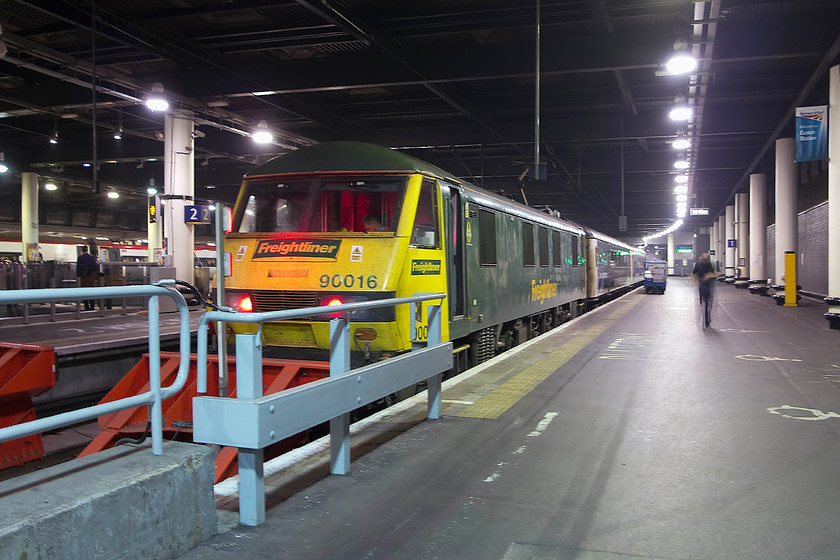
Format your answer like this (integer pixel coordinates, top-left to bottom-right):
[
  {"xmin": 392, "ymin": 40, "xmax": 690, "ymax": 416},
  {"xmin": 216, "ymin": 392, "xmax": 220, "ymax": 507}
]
[{"xmin": 184, "ymin": 205, "xmax": 212, "ymax": 224}]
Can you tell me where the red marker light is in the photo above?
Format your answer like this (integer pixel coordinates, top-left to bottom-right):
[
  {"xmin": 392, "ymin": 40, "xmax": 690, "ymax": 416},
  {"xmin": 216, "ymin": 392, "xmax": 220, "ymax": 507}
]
[
  {"xmin": 238, "ymin": 294, "xmax": 253, "ymax": 312},
  {"xmin": 325, "ymin": 297, "xmax": 343, "ymax": 318}
]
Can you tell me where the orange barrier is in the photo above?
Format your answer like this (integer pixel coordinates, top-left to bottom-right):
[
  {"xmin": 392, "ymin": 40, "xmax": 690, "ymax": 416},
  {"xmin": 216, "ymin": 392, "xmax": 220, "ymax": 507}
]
[
  {"xmin": 0, "ymin": 343, "xmax": 56, "ymax": 469},
  {"xmin": 78, "ymin": 352, "xmax": 330, "ymax": 483}
]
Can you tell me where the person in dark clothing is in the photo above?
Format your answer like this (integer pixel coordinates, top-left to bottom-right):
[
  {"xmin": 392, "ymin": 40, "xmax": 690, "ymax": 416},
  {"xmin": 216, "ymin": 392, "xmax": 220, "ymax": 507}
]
[
  {"xmin": 692, "ymin": 252, "xmax": 716, "ymax": 328},
  {"xmin": 76, "ymin": 245, "xmax": 98, "ymax": 310},
  {"xmin": 362, "ymin": 213, "xmax": 386, "ymax": 232}
]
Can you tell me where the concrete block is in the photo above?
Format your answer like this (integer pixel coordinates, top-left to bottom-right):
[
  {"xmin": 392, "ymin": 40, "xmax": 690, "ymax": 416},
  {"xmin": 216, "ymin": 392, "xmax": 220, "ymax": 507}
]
[{"xmin": 0, "ymin": 440, "xmax": 216, "ymax": 560}]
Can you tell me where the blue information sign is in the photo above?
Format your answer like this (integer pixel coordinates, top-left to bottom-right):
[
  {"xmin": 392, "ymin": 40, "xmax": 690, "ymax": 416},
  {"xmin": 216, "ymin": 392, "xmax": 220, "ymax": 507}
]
[
  {"xmin": 184, "ymin": 205, "xmax": 211, "ymax": 224},
  {"xmin": 795, "ymin": 106, "xmax": 828, "ymax": 162}
]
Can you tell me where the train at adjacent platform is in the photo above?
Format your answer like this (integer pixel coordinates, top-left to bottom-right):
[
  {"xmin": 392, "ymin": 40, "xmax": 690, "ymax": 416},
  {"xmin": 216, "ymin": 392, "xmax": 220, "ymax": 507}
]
[{"xmin": 220, "ymin": 141, "xmax": 644, "ymax": 368}]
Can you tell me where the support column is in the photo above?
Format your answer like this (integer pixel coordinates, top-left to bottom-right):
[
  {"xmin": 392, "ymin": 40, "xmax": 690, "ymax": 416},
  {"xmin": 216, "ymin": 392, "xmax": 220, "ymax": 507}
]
[
  {"xmin": 725, "ymin": 204, "xmax": 735, "ymax": 280},
  {"xmin": 163, "ymin": 112, "xmax": 195, "ymax": 284},
  {"xmin": 735, "ymin": 192, "xmax": 750, "ymax": 284},
  {"xmin": 774, "ymin": 138, "xmax": 797, "ymax": 285},
  {"xmin": 667, "ymin": 233, "xmax": 675, "ymax": 276},
  {"xmin": 710, "ymin": 220, "xmax": 718, "ymax": 270},
  {"xmin": 826, "ymin": 65, "xmax": 840, "ymax": 327},
  {"xmin": 21, "ymin": 172, "xmax": 39, "ymax": 262},
  {"xmin": 749, "ymin": 174, "xmax": 767, "ymax": 285},
  {"xmin": 717, "ymin": 214, "xmax": 726, "ymax": 273}
]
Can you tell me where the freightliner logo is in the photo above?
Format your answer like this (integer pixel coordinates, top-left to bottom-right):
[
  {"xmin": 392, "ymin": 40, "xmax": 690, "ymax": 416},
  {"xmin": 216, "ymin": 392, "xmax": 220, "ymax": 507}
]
[
  {"xmin": 411, "ymin": 259, "xmax": 442, "ymax": 275},
  {"xmin": 253, "ymin": 239, "xmax": 341, "ymax": 259}
]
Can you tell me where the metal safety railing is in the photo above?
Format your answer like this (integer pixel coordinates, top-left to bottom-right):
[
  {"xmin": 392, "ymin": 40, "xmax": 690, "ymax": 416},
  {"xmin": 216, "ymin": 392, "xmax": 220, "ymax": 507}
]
[
  {"xmin": 0, "ymin": 282, "xmax": 191, "ymax": 455},
  {"xmin": 192, "ymin": 292, "xmax": 452, "ymax": 526},
  {"xmin": 0, "ymin": 261, "xmax": 166, "ymax": 324}
]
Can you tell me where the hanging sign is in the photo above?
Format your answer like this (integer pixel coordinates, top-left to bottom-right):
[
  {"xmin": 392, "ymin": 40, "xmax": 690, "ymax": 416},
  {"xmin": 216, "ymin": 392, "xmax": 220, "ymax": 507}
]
[
  {"xmin": 185, "ymin": 205, "xmax": 212, "ymax": 224},
  {"xmin": 795, "ymin": 105, "xmax": 828, "ymax": 162}
]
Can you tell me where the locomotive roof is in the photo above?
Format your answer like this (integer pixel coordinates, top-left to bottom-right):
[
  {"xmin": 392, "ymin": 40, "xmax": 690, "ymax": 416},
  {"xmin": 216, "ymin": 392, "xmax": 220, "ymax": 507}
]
[
  {"xmin": 583, "ymin": 227, "xmax": 645, "ymax": 254},
  {"xmin": 246, "ymin": 141, "xmax": 586, "ymax": 236},
  {"xmin": 245, "ymin": 141, "xmax": 459, "ymax": 183}
]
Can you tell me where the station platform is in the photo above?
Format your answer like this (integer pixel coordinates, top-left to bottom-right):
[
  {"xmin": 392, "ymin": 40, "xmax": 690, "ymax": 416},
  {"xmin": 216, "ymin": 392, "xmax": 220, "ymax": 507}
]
[{"xmin": 170, "ymin": 277, "xmax": 840, "ymax": 559}]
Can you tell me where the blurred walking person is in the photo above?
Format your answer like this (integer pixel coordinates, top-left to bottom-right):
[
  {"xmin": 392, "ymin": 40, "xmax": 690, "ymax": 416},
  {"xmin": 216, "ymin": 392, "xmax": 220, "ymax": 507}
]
[{"xmin": 692, "ymin": 252, "xmax": 716, "ymax": 329}]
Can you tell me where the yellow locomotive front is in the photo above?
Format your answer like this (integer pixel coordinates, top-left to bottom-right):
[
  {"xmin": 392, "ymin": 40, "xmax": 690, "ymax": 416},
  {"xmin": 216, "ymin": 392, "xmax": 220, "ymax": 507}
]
[{"xmin": 221, "ymin": 145, "xmax": 449, "ymax": 362}]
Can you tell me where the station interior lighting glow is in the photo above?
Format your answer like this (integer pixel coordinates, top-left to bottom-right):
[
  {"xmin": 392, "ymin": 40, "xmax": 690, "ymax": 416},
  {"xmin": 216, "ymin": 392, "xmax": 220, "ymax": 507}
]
[
  {"xmin": 145, "ymin": 82, "xmax": 169, "ymax": 112},
  {"xmin": 672, "ymin": 136, "xmax": 690, "ymax": 150},
  {"xmin": 252, "ymin": 120, "xmax": 274, "ymax": 144}
]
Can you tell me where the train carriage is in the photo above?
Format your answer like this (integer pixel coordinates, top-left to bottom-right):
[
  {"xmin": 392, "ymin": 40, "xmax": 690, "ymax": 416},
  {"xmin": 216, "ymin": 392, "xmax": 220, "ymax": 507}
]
[{"xmin": 220, "ymin": 141, "xmax": 637, "ymax": 367}]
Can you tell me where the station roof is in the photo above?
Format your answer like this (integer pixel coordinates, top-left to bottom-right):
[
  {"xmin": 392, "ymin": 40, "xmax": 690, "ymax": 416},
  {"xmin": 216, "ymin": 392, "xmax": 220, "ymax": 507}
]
[{"xmin": 0, "ymin": 0, "xmax": 837, "ymax": 242}]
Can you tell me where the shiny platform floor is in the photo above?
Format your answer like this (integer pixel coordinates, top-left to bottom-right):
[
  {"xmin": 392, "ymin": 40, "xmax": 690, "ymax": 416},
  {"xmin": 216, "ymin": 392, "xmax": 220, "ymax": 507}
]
[{"xmin": 181, "ymin": 278, "xmax": 840, "ymax": 560}]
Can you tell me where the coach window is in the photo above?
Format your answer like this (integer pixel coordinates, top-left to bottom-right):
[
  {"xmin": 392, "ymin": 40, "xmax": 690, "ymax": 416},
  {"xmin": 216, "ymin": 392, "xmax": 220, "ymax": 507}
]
[
  {"xmin": 572, "ymin": 235, "xmax": 581, "ymax": 266},
  {"xmin": 479, "ymin": 209, "xmax": 497, "ymax": 265},
  {"xmin": 411, "ymin": 179, "xmax": 439, "ymax": 247},
  {"xmin": 552, "ymin": 230, "xmax": 562, "ymax": 266},
  {"xmin": 539, "ymin": 227, "xmax": 549, "ymax": 267},
  {"xmin": 523, "ymin": 222, "xmax": 535, "ymax": 266}
]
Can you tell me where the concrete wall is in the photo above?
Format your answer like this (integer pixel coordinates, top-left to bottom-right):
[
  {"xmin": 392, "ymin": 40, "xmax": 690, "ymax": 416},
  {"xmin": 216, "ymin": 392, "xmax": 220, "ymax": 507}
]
[{"xmin": 0, "ymin": 440, "xmax": 216, "ymax": 560}]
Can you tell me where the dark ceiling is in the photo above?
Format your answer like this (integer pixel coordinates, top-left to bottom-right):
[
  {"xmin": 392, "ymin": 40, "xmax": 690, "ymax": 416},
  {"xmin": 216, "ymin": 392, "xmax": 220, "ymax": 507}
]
[{"xmin": 0, "ymin": 0, "xmax": 838, "ymax": 243}]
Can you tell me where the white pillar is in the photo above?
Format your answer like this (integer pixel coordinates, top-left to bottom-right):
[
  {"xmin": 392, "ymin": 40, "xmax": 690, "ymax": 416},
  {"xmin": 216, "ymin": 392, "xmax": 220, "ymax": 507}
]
[
  {"xmin": 21, "ymin": 172, "xmax": 39, "ymax": 262},
  {"xmin": 667, "ymin": 233, "xmax": 675, "ymax": 276},
  {"xmin": 710, "ymin": 220, "xmax": 718, "ymax": 268},
  {"xmin": 725, "ymin": 204, "xmax": 735, "ymax": 278},
  {"xmin": 717, "ymin": 214, "xmax": 726, "ymax": 273},
  {"xmin": 828, "ymin": 65, "xmax": 840, "ymax": 298},
  {"xmin": 735, "ymin": 192, "xmax": 750, "ymax": 279},
  {"xmin": 163, "ymin": 112, "xmax": 196, "ymax": 284},
  {"xmin": 749, "ymin": 174, "xmax": 767, "ymax": 283},
  {"xmin": 774, "ymin": 138, "xmax": 797, "ymax": 284}
]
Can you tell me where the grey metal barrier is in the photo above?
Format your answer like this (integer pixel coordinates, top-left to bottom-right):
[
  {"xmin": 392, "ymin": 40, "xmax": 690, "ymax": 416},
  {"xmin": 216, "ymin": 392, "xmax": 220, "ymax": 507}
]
[
  {"xmin": 0, "ymin": 282, "xmax": 191, "ymax": 456},
  {"xmin": 192, "ymin": 292, "xmax": 452, "ymax": 526}
]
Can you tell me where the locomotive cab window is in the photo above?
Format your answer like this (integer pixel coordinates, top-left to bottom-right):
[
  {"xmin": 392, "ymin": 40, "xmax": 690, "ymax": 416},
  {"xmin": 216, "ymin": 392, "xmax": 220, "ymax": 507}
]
[
  {"xmin": 523, "ymin": 222, "xmax": 535, "ymax": 267},
  {"xmin": 236, "ymin": 176, "xmax": 406, "ymax": 233},
  {"xmin": 411, "ymin": 179, "xmax": 439, "ymax": 248}
]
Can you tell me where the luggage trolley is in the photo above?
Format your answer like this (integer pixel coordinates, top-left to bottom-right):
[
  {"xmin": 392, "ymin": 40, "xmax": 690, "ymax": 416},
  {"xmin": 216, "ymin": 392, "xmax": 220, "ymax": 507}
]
[{"xmin": 643, "ymin": 260, "xmax": 667, "ymax": 294}]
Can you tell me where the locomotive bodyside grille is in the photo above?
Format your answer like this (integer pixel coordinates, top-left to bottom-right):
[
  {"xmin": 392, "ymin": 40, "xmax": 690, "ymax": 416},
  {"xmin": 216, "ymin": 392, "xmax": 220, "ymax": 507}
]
[{"xmin": 251, "ymin": 290, "xmax": 318, "ymax": 313}]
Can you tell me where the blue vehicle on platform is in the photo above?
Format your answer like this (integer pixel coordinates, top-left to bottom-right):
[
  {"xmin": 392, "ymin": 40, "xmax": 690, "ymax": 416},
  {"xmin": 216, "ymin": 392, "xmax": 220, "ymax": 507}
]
[{"xmin": 643, "ymin": 260, "xmax": 667, "ymax": 294}]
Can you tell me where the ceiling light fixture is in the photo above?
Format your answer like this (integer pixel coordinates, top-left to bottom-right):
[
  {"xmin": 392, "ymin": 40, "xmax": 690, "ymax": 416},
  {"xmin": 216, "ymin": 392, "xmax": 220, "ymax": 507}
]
[
  {"xmin": 673, "ymin": 156, "xmax": 689, "ymax": 170},
  {"xmin": 666, "ymin": 38, "xmax": 697, "ymax": 75},
  {"xmin": 49, "ymin": 131, "xmax": 58, "ymax": 144},
  {"xmin": 676, "ymin": 194, "xmax": 687, "ymax": 202},
  {"xmin": 672, "ymin": 130, "xmax": 690, "ymax": 150},
  {"xmin": 44, "ymin": 182, "xmax": 57, "ymax": 191},
  {"xmin": 113, "ymin": 127, "xmax": 123, "ymax": 140},
  {"xmin": 669, "ymin": 93, "xmax": 693, "ymax": 121},
  {"xmin": 674, "ymin": 185, "xmax": 688, "ymax": 194},
  {"xmin": 0, "ymin": 152, "xmax": 7, "ymax": 174},
  {"xmin": 107, "ymin": 191, "xmax": 120, "ymax": 199},
  {"xmin": 145, "ymin": 82, "xmax": 169, "ymax": 112},
  {"xmin": 252, "ymin": 120, "xmax": 273, "ymax": 144},
  {"xmin": 674, "ymin": 174, "xmax": 688, "ymax": 183}
]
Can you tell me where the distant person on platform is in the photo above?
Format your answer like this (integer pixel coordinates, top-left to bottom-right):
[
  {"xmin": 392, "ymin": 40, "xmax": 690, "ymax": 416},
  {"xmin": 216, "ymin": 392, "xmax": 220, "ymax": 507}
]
[
  {"xmin": 692, "ymin": 252, "xmax": 717, "ymax": 329},
  {"xmin": 76, "ymin": 246, "xmax": 98, "ymax": 311}
]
